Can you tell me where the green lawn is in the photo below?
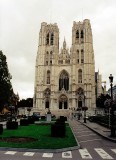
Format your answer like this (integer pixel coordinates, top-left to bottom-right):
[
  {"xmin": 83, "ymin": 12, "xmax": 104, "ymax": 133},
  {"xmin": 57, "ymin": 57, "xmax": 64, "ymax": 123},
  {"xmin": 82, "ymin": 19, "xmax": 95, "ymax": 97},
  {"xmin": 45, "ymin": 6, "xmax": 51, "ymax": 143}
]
[{"xmin": 0, "ymin": 124, "xmax": 78, "ymax": 149}]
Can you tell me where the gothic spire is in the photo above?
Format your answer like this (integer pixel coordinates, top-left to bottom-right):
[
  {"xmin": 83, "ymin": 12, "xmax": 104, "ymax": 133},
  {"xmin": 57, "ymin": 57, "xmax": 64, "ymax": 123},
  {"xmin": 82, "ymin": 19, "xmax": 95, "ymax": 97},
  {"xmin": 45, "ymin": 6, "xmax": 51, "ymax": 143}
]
[{"xmin": 63, "ymin": 37, "xmax": 66, "ymax": 49}]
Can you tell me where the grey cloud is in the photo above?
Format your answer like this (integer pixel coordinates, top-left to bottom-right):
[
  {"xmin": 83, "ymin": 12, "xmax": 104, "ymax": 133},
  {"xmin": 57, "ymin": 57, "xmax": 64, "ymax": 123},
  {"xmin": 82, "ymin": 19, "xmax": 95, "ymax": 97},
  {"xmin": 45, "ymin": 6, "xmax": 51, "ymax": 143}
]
[{"xmin": 1, "ymin": 0, "xmax": 116, "ymax": 98}]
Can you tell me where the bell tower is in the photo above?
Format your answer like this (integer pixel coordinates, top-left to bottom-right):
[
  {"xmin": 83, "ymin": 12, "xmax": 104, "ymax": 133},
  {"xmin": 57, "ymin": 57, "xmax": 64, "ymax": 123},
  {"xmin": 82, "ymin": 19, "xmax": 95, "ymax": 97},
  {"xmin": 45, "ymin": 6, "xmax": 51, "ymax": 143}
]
[
  {"xmin": 71, "ymin": 19, "xmax": 96, "ymax": 110},
  {"xmin": 33, "ymin": 22, "xmax": 59, "ymax": 110}
]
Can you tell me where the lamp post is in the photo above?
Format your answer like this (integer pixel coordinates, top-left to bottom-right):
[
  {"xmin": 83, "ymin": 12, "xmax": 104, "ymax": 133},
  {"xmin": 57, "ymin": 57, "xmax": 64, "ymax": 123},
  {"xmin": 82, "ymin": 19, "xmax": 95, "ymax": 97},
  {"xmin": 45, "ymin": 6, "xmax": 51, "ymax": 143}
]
[{"xmin": 109, "ymin": 74, "xmax": 115, "ymax": 137}]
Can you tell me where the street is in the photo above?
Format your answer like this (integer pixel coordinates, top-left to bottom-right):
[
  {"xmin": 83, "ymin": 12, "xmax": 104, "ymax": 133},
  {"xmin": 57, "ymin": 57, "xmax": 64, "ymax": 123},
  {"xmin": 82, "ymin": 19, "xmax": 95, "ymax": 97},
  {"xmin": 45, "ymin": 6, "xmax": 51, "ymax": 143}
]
[{"xmin": 0, "ymin": 120, "xmax": 116, "ymax": 159}]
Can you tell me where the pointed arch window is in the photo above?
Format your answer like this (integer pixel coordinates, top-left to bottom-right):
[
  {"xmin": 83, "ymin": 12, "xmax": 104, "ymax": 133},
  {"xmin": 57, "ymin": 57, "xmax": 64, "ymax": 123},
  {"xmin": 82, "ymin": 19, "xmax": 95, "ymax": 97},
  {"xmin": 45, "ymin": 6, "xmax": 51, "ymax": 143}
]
[
  {"xmin": 46, "ymin": 61, "xmax": 48, "ymax": 65},
  {"xmin": 51, "ymin": 33, "xmax": 54, "ymax": 45},
  {"xmin": 78, "ymin": 69, "xmax": 82, "ymax": 83},
  {"xmin": 76, "ymin": 88, "xmax": 84, "ymax": 108},
  {"xmin": 81, "ymin": 30, "xmax": 84, "ymax": 38},
  {"xmin": 46, "ymin": 33, "xmax": 49, "ymax": 45},
  {"xmin": 44, "ymin": 88, "xmax": 51, "ymax": 109},
  {"xmin": 50, "ymin": 60, "xmax": 52, "ymax": 65},
  {"xmin": 47, "ymin": 70, "xmax": 50, "ymax": 84},
  {"xmin": 77, "ymin": 50, "xmax": 79, "ymax": 64},
  {"xmin": 81, "ymin": 49, "xmax": 84, "ymax": 63},
  {"xmin": 76, "ymin": 30, "xmax": 79, "ymax": 39},
  {"xmin": 59, "ymin": 71, "xmax": 69, "ymax": 91}
]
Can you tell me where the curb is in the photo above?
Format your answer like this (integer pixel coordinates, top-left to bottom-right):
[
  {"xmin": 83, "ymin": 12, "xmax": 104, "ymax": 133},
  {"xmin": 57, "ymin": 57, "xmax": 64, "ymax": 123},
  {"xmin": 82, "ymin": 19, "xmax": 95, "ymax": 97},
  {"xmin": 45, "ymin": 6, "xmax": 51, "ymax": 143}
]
[{"xmin": 0, "ymin": 145, "xmax": 80, "ymax": 153}]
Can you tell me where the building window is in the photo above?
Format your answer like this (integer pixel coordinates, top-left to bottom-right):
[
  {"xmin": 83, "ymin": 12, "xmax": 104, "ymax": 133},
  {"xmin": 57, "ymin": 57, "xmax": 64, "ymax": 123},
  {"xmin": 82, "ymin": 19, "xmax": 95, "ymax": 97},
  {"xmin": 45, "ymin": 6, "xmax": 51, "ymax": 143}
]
[
  {"xmin": 76, "ymin": 30, "xmax": 79, "ymax": 39},
  {"xmin": 45, "ymin": 101, "xmax": 49, "ymax": 108},
  {"xmin": 78, "ymin": 69, "xmax": 82, "ymax": 83},
  {"xmin": 81, "ymin": 49, "xmax": 84, "ymax": 63},
  {"xmin": 47, "ymin": 70, "xmax": 50, "ymax": 84},
  {"xmin": 46, "ymin": 61, "xmax": 48, "ymax": 65},
  {"xmin": 59, "ymin": 71, "xmax": 69, "ymax": 91},
  {"xmin": 65, "ymin": 59, "xmax": 70, "ymax": 64},
  {"xmin": 50, "ymin": 60, "xmax": 52, "ymax": 65},
  {"xmin": 59, "ymin": 102, "xmax": 62, "ymax": 109},
  {"xmin": 81, "ymin": 30, "xmax": 84, "ymax": 38},
  {"xmin": 44, "ymin": 88, "xmax": 51, "ymax": 109},
  {"xmin": 59, "ymin": 60, "xmax": 63, "ymax": 64},
  {"xmin": 81, "ymin": 59, "xmax": 84, "ymax": 63},
  {"xmin": 46, "ymin": 33, "xmax": 49, "ymax": 45},
  {"xmin": 51, "ymin": 33, "xmax": 54, "ymax": 45},
  {"xmin": 77, "ymin": 50, "xmax": 79, "ymax": 64}
]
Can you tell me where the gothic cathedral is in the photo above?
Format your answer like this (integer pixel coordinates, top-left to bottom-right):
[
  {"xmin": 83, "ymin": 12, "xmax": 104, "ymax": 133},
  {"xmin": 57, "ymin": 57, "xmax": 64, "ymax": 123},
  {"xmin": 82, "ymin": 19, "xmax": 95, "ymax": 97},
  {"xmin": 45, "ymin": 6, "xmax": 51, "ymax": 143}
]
[{"xmin": 33, "ymin": 19, "xmax": 96, "ymax": 115}]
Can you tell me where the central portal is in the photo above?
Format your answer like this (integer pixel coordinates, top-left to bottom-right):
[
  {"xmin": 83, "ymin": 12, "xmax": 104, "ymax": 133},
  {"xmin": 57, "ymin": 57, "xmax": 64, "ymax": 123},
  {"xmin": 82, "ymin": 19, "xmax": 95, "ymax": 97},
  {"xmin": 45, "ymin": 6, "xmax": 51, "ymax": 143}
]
[{"xmin": 59, "ymin": 95, "xmax": 68, "ymax": 109}]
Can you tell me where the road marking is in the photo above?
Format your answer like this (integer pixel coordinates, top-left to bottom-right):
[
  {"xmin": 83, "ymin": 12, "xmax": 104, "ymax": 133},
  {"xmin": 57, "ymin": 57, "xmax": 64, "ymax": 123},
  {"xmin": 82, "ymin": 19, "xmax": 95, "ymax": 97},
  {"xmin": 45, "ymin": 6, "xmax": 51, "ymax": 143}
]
[
  {"xmin": 5, "ymin": 151, "xmax": 17, "ymax": 155},
  {"xmin": 111, "ymin": 149, "xmax": 116, "ymax": 154},
  {"xmin": 62, "ymin": 151, "xmax": 72, "ymax": 158},
  {"xmin": 79, "ymin": 148, "xmax": 92, "ymax": 159},
  {"xmin": 23, "ymin": 152, "xmax": 35, "ymax": 156},
  {"xmin": 94, "ymin": 148, "xmax": 113, "ymax": 159},
  {"xmin": 78, "ymin": 134, "xmax": 96, "ymax": 137},
  {"xmin": 42, "ymin": 153, "xmax": 53, "ymax": 158},
  {"xmin": 79, "ymin": 139, "xmax": 101, "ymax": 143}
]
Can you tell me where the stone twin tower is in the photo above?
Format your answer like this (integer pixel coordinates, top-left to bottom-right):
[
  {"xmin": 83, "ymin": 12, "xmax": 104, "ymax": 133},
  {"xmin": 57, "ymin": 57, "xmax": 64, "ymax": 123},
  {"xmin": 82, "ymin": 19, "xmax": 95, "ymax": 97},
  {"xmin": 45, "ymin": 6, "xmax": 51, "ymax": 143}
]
[{"xmin": 33, "ymin": 19, "xmax": 96, "ymax": 115}]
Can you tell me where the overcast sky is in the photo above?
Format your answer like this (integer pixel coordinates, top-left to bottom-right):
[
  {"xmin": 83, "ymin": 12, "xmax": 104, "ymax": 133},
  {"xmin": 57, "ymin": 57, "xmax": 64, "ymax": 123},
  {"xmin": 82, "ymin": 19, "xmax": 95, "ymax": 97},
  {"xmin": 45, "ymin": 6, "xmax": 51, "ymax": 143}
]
[{"xmin": 0, "ymin": 0, "xmax": 116, "ymax": 99}]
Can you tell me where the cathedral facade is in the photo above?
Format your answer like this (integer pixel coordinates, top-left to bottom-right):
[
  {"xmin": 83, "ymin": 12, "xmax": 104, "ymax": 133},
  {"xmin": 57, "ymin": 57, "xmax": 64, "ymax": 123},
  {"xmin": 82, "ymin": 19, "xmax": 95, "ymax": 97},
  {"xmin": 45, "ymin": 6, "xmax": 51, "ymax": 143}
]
[{"xmin": 33, "ymin": 19, "xmax": 96, "ymax": 115}]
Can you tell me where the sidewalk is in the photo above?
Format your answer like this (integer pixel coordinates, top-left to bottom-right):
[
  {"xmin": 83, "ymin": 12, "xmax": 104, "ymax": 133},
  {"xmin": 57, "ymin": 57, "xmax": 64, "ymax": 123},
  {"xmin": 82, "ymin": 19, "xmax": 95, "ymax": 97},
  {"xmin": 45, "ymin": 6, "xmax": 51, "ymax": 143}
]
[{"xmin": 77, "ymin": 119, "xmax": 116, "ymax": 143}]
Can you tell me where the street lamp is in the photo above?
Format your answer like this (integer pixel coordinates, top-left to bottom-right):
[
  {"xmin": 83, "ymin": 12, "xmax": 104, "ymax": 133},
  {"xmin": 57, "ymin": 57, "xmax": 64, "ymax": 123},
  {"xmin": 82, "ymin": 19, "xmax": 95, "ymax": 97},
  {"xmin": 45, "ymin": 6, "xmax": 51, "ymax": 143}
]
[{"xmin": 109, "ymin": 74, "xmax": 115, "ymax": 137}]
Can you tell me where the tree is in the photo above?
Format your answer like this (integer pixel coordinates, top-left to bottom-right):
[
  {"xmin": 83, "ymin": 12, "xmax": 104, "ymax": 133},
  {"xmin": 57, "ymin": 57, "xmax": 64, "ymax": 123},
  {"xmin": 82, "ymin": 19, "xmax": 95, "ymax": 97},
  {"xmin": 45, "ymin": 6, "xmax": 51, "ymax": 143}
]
[
  {"xmin": 0, "ymin": 51, "xmax": 13, "ymax": 112},
  {"xmin": 96, "ymin": 94, "xmax": 111, "ymax": 108},
  {"xmin": 17, "ymin": 98, "xmax": 33, "ymax": 108}
]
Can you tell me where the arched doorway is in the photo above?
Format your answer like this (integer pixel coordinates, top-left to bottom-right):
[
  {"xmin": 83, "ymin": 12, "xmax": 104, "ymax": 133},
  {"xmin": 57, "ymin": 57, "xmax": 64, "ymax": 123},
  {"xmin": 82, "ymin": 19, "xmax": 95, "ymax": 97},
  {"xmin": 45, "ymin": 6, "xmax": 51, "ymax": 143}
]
[{"xmin": 59, "ymin": 95, "xmax": 68, "ymax": 109}]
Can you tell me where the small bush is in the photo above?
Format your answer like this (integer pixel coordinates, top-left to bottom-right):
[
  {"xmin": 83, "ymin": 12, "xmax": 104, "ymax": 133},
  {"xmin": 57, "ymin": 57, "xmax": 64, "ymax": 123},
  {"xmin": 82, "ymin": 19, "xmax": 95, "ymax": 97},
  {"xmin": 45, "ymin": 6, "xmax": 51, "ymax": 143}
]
[
  {"xmin": 6, "ymin": 121, "xmax": 18, "ymax": 130},
  {"xmin": 31, "ymin": 115, "xmax": 40, "ymax": 121},
  {"xmin": 20, "ymin": 119, "xmax": 29, "ymax": 126},
  {"xmin": 28, "ymin": 117, "xmax": 34, "ymax": 124},
  {"xmin": 51, "ymin": 123, "xmax": 66, "ymax": 137},
  {"xmin": 0, "ymin": 124, "xmax": 3, "ymax": 134},
  {"xmin": 41, "ymin": 116, "xmax": 46, "ymax": 120}
]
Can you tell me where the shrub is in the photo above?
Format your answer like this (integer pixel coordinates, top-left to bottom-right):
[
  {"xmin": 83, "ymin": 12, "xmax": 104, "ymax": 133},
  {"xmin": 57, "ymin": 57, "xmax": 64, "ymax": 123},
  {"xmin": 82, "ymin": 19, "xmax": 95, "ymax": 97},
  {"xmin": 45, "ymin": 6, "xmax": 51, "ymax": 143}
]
[
  {"xmin": 60, "ymin": 116, "xmax": 67, "ymax": 122},
  {"xmin": 0, "ymin": 124, "xmax": 3, "ymax": 134},
  {"xmin": 28, "ymin": 116, "xmax": 34, "ymax": 124},
  {"xmin": 51, "ymin": 123, "xmax": 66, "ymax": 137},
  {"xmin": 31, "ymin": 115, "xmax": 40, "ymax": 121},
  {"xmin": 6, "ymin": 121, "xmax": 18, "ymax": 130},
  {"xmin": 20, "ymin": 119, "xmax": 29, "ymax": 126},
  {"xmin": 41, "ymin": 116, "xmax": 46, "ymax": 120}
]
